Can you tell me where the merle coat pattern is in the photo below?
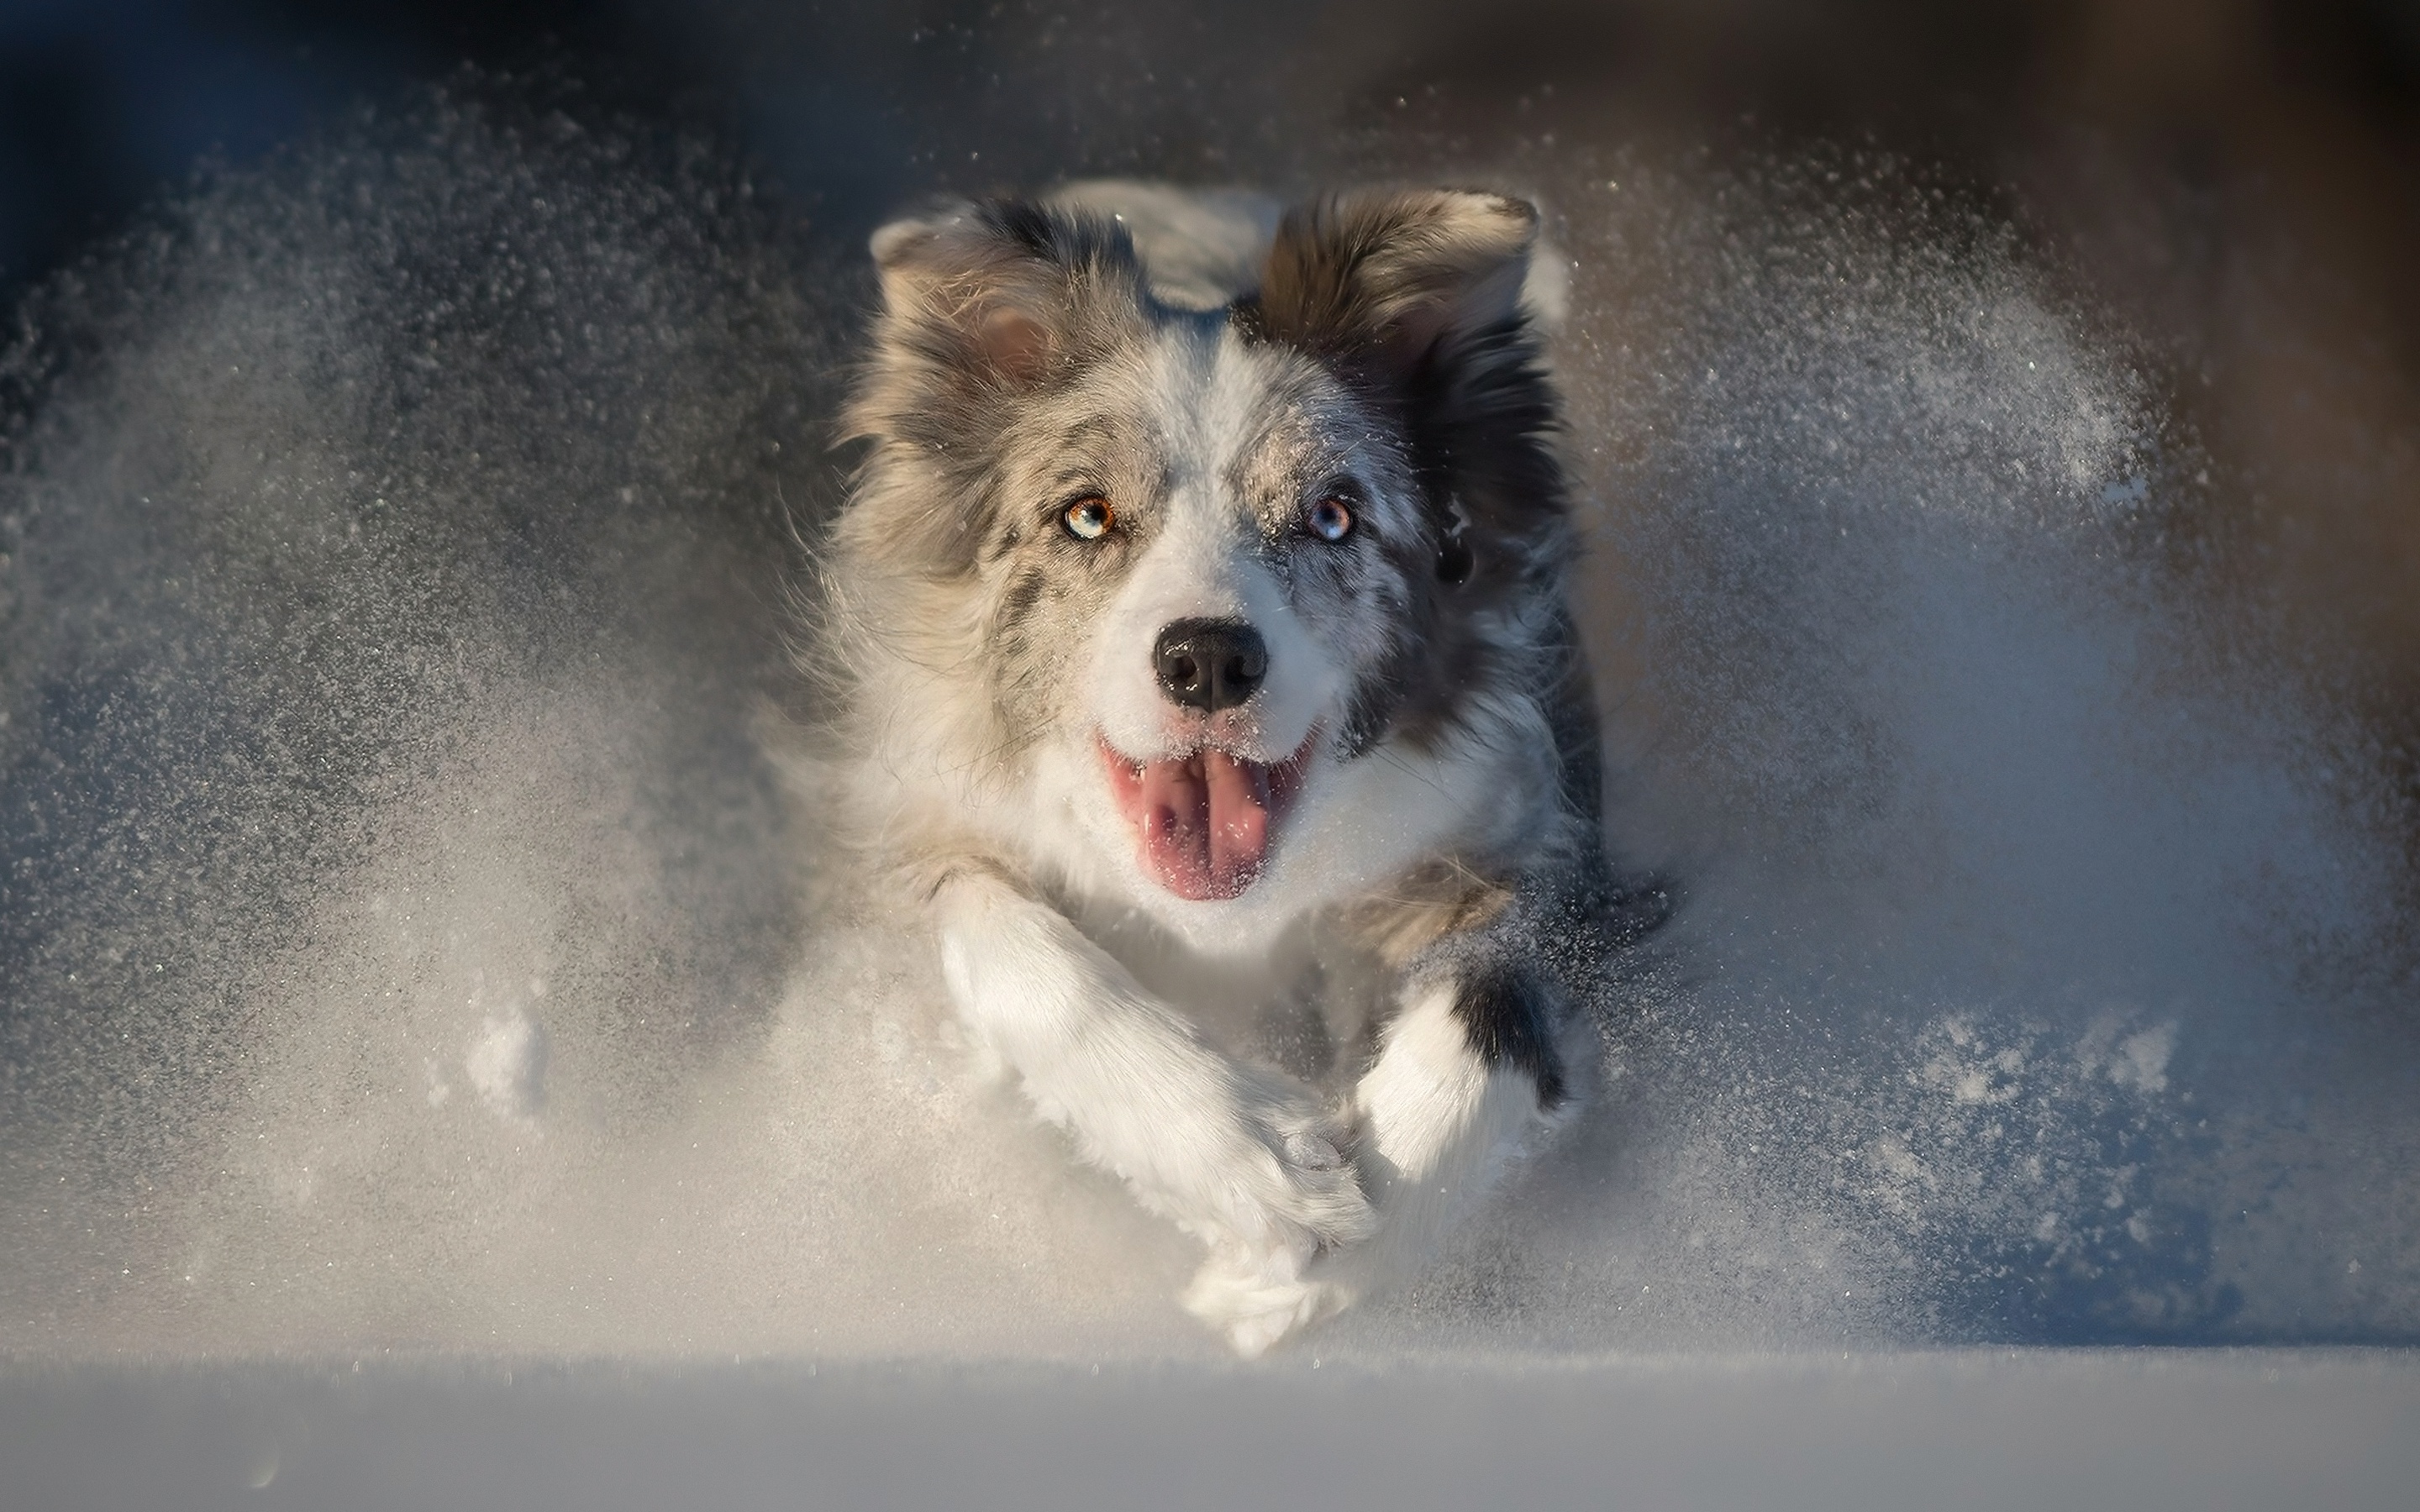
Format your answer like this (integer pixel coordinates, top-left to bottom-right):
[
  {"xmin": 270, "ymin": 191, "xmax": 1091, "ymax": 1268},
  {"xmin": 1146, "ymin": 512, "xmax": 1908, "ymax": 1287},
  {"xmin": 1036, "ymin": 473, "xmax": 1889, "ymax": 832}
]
[{"xmin": 812, "ymin": 182, "xmax": 1660, "ymax": 1353}]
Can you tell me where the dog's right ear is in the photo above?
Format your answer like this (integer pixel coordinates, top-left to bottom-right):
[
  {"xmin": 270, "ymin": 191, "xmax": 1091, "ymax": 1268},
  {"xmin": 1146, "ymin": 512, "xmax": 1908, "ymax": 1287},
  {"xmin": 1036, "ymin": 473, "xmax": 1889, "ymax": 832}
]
[
  {"xmin": 845, "ymin": 201, "xmax": 1147, "ymax": 580},
  {"xmin": 864, "ymin": 200, "xmax": 1144, "ymax": 394}
]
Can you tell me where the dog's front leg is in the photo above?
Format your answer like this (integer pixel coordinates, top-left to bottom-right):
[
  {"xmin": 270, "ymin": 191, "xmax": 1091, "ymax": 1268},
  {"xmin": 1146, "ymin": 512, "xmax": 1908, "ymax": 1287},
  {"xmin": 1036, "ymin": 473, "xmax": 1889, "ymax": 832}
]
[
  {"xmin": 933, "ymin": 869, "xmax": 1374, "ymax": 1353},
  {"xmin": 1334, "ymin": 954, "xmax": 1570, "ymax": 1302}
]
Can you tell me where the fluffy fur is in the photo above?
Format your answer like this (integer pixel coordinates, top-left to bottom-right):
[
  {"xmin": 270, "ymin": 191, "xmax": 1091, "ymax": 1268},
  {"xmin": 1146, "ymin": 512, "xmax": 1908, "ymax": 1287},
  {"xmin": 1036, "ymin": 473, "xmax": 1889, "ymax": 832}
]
[{"xmin": 808, "ymin": 181, "xmax": 1663, "ymax": 1354}]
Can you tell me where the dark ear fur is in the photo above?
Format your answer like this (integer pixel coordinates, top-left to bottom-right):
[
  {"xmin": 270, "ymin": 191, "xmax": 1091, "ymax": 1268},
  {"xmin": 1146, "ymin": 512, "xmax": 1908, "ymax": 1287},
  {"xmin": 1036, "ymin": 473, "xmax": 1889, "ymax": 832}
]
[
  {"xmin": 844, "ymin": 200, "xmax": 1148, "ymax": 576},
  {"xmin": 1252, "ymin": 189, "xmax": 1565, "ymax": 592},
  {"xmin": 855, "ymin": 197, "xmax": 1148, "ymax": 425},
  {"xmin": 1253, "ymin": 189, "xmax": 1539, "ymax": 391}
]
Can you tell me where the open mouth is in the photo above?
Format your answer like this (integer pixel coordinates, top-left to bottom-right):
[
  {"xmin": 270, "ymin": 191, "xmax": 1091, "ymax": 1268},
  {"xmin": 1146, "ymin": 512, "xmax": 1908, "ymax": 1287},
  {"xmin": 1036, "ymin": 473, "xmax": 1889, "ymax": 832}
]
[{"xmin": 1101, "ymin": 734, "xmax": 1314, "ymax": 901}]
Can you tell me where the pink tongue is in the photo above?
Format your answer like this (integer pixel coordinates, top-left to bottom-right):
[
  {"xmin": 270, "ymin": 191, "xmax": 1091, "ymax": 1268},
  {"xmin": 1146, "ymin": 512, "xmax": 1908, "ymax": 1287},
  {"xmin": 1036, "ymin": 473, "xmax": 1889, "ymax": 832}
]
[{"xmin": 1135, "ymin": 750, "xmax": 1272, "ymax": 901}]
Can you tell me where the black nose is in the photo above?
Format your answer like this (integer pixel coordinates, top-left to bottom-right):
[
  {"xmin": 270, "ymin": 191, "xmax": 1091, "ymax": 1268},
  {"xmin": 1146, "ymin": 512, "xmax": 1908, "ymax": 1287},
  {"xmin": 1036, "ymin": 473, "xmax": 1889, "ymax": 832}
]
[{"xmin": 1154, "ymin": 618, "xmax": 1267, "ymax": 712}]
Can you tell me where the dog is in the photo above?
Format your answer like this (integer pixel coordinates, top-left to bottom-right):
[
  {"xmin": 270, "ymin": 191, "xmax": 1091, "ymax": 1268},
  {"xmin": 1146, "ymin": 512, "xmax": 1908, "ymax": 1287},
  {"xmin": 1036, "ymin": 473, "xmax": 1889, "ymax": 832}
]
[{"xmin": 812, "ymin": 181, "xmax": 1663, "ymax": 1355}]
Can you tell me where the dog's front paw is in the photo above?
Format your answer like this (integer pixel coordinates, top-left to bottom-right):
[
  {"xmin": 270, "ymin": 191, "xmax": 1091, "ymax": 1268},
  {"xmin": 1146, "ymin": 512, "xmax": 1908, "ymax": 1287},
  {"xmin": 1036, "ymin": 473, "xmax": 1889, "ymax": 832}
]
[
  {"xmin": 1173, "ymin": 1092, "xmax": 1373, "ymax": 1356},
  {"xmin": 1241, "ymin": 1093, "xmax": 1376, "ymax": 1258},
  {"xmin": 1181, "ymin": 1247, "xmax": 1351, "ymax": 1358}
]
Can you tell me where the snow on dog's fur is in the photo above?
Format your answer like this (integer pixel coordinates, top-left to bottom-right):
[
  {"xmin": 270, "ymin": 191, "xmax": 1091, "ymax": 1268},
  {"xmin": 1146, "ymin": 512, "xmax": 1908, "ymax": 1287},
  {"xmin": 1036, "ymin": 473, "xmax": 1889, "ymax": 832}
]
[{"xmin": 808, "ymin": 182, "xmax": 1665, "ymax": 1354}]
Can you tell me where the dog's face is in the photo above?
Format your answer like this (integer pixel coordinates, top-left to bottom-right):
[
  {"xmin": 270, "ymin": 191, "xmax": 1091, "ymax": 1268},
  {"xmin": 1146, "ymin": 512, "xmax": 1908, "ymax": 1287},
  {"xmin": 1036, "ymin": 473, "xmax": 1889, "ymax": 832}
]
[
  {"xmin": 842, "ymin": 191, "xmax": 1569, "ymax": 922},
  {"xmin": 948, "ymin": 322, "xmax": 1431, "ymax": 903}
]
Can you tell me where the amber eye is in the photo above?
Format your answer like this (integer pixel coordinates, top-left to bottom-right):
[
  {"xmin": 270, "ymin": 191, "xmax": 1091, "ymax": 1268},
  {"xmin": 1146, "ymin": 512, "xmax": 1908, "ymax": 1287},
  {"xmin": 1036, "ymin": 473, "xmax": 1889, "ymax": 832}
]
[
  {"xmin": 1306, "ymin": 496, "xmax": 1355, "ymax": 542},
  {"xmin": 1061, "ymin": 496, "xmax": 1114, "ymax": 541}
]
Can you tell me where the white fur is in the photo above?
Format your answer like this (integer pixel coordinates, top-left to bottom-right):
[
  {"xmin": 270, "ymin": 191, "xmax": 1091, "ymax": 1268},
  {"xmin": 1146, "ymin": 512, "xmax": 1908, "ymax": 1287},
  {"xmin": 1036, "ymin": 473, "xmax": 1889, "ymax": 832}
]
[
  {"xmin": 919, "ymin": 701, "xmax": 1560, "ymax": 1352},
  {"xmin": 934, "ymin": 869, "xmax": 1374, "ymax": 1353},
  {"xmin": 1329, "ymin": 980, "xmax": 1549, "ymax": 1299},
  {"xmin": 838, "ymin": 185, "xmax": 1591, "ymax": 1354},
  {"xmin": 1020, "ymin": 690, "xmax": 1552, "ymax": 957},
  {"xmin": 1087, "ymin": 328, "xmax": 1411, "ymax": 774}
]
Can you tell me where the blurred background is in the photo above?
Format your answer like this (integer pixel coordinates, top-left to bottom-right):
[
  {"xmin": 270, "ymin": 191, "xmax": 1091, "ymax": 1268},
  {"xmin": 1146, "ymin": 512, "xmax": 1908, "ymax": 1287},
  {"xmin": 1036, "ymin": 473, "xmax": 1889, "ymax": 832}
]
[
  {"xmin": 3, "ymin": 0, "xmax": 2416, "ymax": 764},
  {"xmin": 2, "ymin": 0, "xmax": 2417, "ymax": 1365}
]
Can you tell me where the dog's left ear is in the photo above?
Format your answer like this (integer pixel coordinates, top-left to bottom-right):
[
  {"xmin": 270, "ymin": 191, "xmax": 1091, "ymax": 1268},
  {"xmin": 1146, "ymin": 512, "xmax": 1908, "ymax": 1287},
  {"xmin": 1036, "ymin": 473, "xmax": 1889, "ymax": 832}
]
[{"xmin": 1251, "ymin": 189, "xmax": 1541, "ymax": 391}]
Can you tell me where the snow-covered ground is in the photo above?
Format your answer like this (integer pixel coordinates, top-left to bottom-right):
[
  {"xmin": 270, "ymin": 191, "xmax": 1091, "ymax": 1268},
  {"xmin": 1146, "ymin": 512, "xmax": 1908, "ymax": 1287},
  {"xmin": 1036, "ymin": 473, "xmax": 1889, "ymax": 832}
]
[
  {"xmin": 7, "ymin": 1352, "xmax": 2414, "ymax": 1510},
  {"xmin": 2, "ymin": 63, "xmax": 2416, "ymax": 1510}
]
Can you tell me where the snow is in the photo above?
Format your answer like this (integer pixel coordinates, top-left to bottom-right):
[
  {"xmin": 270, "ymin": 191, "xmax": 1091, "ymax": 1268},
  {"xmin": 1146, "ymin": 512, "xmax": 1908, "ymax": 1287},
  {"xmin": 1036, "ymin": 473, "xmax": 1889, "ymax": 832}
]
[
  {"xmin": 0, "ymin": 66, "xmax": 2415, "ymax": 1511},
  {"xmin": 465, "ymin": 1002, "xmax": 549, "ymax": 1122},
  {"xmin": 3, "ymin": 1352, "xmax": 2413, "ymax": 1511}
]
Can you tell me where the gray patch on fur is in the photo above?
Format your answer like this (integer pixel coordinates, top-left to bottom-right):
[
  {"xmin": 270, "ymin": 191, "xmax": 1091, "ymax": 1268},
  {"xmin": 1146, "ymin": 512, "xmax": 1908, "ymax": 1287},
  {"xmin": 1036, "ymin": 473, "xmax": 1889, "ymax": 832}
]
[{"xmin": 821, "ymin": 185, "xmax": 1657, "ymax": 1092}]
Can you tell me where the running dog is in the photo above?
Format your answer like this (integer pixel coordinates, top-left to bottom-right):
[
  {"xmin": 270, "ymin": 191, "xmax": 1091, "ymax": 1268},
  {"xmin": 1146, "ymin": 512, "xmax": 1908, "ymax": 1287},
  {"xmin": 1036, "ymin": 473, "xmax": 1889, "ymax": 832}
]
[{"xmin": 812, "ymin": 182, "xmax": 1661, "ymax": 1354}]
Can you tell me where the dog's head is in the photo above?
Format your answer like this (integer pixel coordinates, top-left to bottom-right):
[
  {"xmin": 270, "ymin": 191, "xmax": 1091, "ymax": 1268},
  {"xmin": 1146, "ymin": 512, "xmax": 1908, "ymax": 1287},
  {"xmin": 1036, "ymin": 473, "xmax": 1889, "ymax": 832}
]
[{"xmin": 841, "ymin": 188, "xmax": 1570, "ymax": 917}]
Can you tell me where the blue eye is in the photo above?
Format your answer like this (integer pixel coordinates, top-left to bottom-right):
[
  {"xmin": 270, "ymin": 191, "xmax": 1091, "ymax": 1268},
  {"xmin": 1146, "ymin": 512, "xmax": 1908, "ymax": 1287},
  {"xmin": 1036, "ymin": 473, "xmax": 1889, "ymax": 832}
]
[
  {"xmin": 1307, "ymin": 496, "xmax": 1354, "ymax": 542},
  {"xmin": 1062, "ymin": 496, "xmax": 1114, "ymax": 540}
]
